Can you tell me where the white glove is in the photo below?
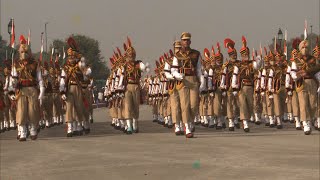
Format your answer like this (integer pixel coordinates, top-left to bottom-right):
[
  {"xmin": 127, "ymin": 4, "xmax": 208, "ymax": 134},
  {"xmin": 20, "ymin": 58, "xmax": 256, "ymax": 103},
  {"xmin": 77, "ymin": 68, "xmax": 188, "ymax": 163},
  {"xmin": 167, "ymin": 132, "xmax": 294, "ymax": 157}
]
[
  {"xmin": 222, "ymin": 92, "xmax": 226, "ymax": 97},
  {"xmin": 232, "ymin": 91, "xmax": 238, "ymax": 96},
  {"xmin": 85, "ymin": 68, "xmax": 92, "ymax": 76},
  {"xmin": 318, "ymin": 87, "xmax": 320, "ymax": 94},
  {"xmin": 261, "ymin": 92, "xmax": 265, "ymax": 96},
  {"xmin": 10, "ymin": 94, "xmax": 16, "ymax": 101},
  {"xmin": 105, "ymin": 97, "xmax": 108, "ymax": 102},
  {"xmin": 287, "ymin": 91, "xmax": 292, "ymax": 96},
  {"xmin": 269, "ymin": 95, "xmax": 274, "ymax": 99},
  {"xmin": 209, "ymin": 92, "xmax": 214, "ymax": 97},
  {"xmin": 61, "ymin": 94, "xmax": 67, "ymax": 101}
]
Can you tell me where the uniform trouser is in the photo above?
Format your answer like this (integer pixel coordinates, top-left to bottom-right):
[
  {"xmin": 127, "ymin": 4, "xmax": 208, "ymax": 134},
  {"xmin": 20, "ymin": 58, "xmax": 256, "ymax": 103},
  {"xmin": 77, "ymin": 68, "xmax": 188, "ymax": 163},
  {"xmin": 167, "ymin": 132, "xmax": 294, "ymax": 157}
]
[
  {"xmin": 166, "ymin": 97, "xmax": 171, "ymax": 117},
  {"xmin": 109, "ymin": 106, "xmax": 118, "ymax": 118},
  {"xmin": 261, "ymin": 93, "xmax": 268, "ymax": 116},
  {"xmin": 170, "ymin": 89, "xmax": 182, "ymax": 124},
  {"xmin": 152, "ymin": 104, "xmax": 158, "ymax": 116},
  {"xmin": 207, "ymin": 94, "xmax": 214, "ymax": 116},
  {"xmin": 82, "ymin": 89, "xmax": 91, "ymax": 121},
  {"xmin": 239, "ymin": 86, "xmax": 254, "ymax": 120},
  {"xmin": 42, "ymin": 93, "xmax": 53, "ymax": 121},
  {"xmin": 213, "ymin": 89, "xmax": 223, "ymax": 117},
  {"xmin": 88, "ymin": 90, "xmax": 94, "ymax": 116},
  {"xmin": 266, "ymin": 95, "xmax": 274, "ymax": 116},
  {"xmin": 123, "ymin": 84, "xmax": 140, "ymax": 119},
  {"xmin": 291, "ymin": 91, "xmax": 300, "ymax": 117},
  {"xmin": 158, "ymin": 100, "xmax": 163, "ymax": 117},
  {"xmin": 4, "ymin": 95, "xmax": 16, "ymax": 122},
  {"xmin": 253, "ymin": 93, "xmax": 262, "ymax": 114},
  {"xmin": 16, "ymin": 87, "xmax": 40, "ymax": 126},
  {"xmin": 199, "ymin": 95, "xmax": 208, "ymax": 116},
  {"xmin": 65, "ymin": 85, "xmax": 86, "ymax": 123},
  {"xmin": 297, "ymin": 79, "xmax": 317, "ymax": 121},
  {"xmin": 287, "ymin": 96, "xmax": 292, "ymax": 115},
  {"xmin": 52, "ymin": 92, "xmax": 62, "ymax": 118},
  {"xmin": 221, "ymin": 93, "xmax": 227, "ymax": 117},
  {"xmin": 177, "ymin": 76, "xmax": 199, "ymax": 123},
  {"xmin": 227, "ymin": 92, "xmax": 236, "ymax": 119},
  {"xmin": 0, "ymin": 96, "xmax": 4, "ymax": 123},
  {"xmin": 273, "ymin": 87, "xmax": 286, "ymax": 117}
]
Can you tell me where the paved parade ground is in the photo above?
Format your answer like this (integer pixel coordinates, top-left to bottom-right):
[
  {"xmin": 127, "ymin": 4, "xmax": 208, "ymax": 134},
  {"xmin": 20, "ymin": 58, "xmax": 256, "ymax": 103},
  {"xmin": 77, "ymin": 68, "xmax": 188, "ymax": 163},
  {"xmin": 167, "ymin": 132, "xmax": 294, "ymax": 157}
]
[{"xmin": 0, "ymin": 106, "xmax": 319, "ymax": 180}]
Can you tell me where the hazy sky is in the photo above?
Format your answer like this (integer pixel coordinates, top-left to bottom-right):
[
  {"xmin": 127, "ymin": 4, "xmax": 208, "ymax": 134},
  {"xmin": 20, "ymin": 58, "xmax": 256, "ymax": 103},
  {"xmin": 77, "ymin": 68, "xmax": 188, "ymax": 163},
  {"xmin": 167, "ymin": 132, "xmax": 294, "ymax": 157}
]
[{"xmin": 1, "ymin": 0, "xmax": 319, "ymax": 68}]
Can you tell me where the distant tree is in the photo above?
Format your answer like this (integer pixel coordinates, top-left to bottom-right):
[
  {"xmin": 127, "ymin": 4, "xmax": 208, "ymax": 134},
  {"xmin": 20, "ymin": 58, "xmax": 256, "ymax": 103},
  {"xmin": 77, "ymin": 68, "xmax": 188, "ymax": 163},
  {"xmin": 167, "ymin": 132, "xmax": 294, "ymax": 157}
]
[{"xmin": 31, "ymin": 34, "xmax": 109, "ymax": 89}]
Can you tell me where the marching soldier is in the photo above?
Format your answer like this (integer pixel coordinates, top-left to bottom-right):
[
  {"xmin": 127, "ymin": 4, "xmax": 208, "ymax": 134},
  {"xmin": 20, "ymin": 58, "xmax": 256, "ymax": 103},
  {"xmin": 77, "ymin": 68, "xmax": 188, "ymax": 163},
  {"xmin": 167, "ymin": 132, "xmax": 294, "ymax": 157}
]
[
  {"xmin": 221, "ymin": 38, "xmax": 240, "ymax": 130},
  {"xmin": 231, "ymin": 36, "xmax": 259, "ymax": 132},
  {"xmin": 3, "ymin": 60, "xmax": 17, "ymax": 131},
  {"xmin": 79, "ymin": 57, "xmax": 92, "ymax": 134},
  {"xmin": 0, "ymin": 68, "xmax": 5, "ymax": 133},
  {"xmin": 313, "ymin": 38, "xmax": 320, "ymax": 130},
  {"xmin": 267, "ymin": 45, "xmax": 287, "ymax": 129},
  {"xmin": 122, "ymin": 37, "xmax": 148, "ymax": 134},
  {"xmin": 9, "ymin": 35, "xmax": 45, "ymax": 141},
  {"xmin": 60, "ymin": 37, "xmax": 86, "ymax": 137},
  {"xmin": 286, "ymin": 39, "xmax": 302, "ymax": 130},
  {"xmin": 164, "ymin": 41, "xmax": 184, "ymax": 135},
  {"xmin": 291, "ymin": 39, "xmax": 320, "ymax": 135},
  {"xmin": 41, "ymin": 61, "xmax": 54, "ymax": 128},
  {"xmin": 253, "ymin": 50, "xmax": 262, "ymax": 125},
  {"xmin": 212, "ymin": 43, "xmax": 225, "ymax": 128},
  {"xmin": 173, "ymin": 32, "xmax": 201, "ymax": 138}
]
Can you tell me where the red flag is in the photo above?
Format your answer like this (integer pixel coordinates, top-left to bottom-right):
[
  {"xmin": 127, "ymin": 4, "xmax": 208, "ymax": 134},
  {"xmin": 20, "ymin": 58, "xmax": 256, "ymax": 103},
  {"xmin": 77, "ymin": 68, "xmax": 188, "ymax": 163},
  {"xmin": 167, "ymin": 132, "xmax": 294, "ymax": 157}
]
[{"xmin": 10, "ymin": 19, "xmax": 15, "ymax": 48}]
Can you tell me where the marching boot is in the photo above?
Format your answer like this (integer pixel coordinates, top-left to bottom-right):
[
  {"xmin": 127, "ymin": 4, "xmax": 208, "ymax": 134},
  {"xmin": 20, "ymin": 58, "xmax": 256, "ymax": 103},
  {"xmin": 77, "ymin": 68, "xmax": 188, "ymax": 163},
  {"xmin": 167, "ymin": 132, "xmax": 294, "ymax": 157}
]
[
  {"xmin": 167, "ymin": 116, "xmax": 173, "ymax": 128},
  {"xmin": 174, "ymin": 122, "xmax": 182, "ymax": 136},
  {"xmin": 17, "ymin": 125, "xmax": 21, "ymax": 140},
  {"xmin": 216, "ymin": 117, "xmax": 222, "ymax": 130},
  {"xmin": 303, "ymin": 121, "xmax": 312, "ymax": 135},
  {"xmin": 0, "ymin": 122, "xmax": 3, "ymax": 133},
  {"xmin": 53, "ymin": 117, "xmax": 58, "ymax": 126},
  {"xmin": 9, "ymin": 120, "xmax": 17, "ymax": 130},
  {"xmin": 288, "ymin": 113, "xmax": 294, "ymax": 123},
  {"xmin": 243, "ymin": 120, "xmax": 250, "ymax": 133},
  {"xmin": 72, "ymin": 121, "xmax": 78, "ymax": 136},
  {"xmin": 295, "ymin": 117, "xmax": 302, "ymax": 130},
  {"xmin": 83, "ymin": 120, "xmax": 90, "ymax": 134},
  {"xmin": 133, "ymin": 118, "xmax": 139, "ymax": 133},
  {"xmin": 208, "ymin": 116, "xmax": 215, "ymax": 128},
  {"xmin": 19, "ymin": 125, "xmax": 27, "ymax": 141},
  {"xmin": 189, "ymin": 122, "xmax": 195, "ymax": 133},
  {"xmin": 126, "ymin": 119, "xmax": 133, "ymax": 134},
  {"xmin": 194, "ymin": 115, "xmax": 201, "ymax": 125},
  {"xmin": 203, "ymin": 116, "xmax": 209, "ymax": 127},
  {"xmin": 164, "ymin": 116, "xmax": 168, "ymax": 127},
  {"xmin": 283, "ymin": 113, "xmax": 289, "ymax": 123},
  {"xmin": 111, "ymin": 118, "xmax": 116, "ymax": 127},
  {"xmin": 234, "ymin": 117, "xmax": 240, "ymax": 129},
  {"xmin": 269, "ymin": 116, "xmax": 275, "ymax": 128},
  {"xmin": 89, "ymin": 114, "xmax": 93, "ymax": 124},
  {"xmin": 152, "ymin": 114, "xmax": 158, "ymax": 123},
  {"xmin": 60, "ymin": 115, "xmax": 65, "ymax": 124},
  {"xmin": 4, "ymin": 121, "xmax": 9, "ymax": 131},
  {"xmin": 276, "ymin": 116, "xmax": 283, "ymax": 129},
  {"xmin": 250, "ymin": 115, "xmax": 255, "ymax": 123},
  {"xmin": 255, "ymin": 113, "xmax": 261, "ymax": 125},
  {"xmin": 200, "ymin": 116, "xmax": 205, "ymax": 126},
  {"xmin": 30, "ymin": 124, "xmax": 38, "ymax": 140},
  {"xmin": 185, "ymin": 123, "xmax": 194, "ymax": 138},
  {"xmin": 228, "ymin": 119, "xmax": 235, "ymax": 131},
  {"xmin": 67, "ymin": 122, "xmax": 73, "ymax": 137},
  {"xmin": 77, "ymin": 121, "xmax": 83, "ymax": 136},
  {"xmin": 115, "ymin": 119, "xmax": 121, "ymax": 130},
  {"xmin": 120, "ymin": 120, "xmax": 126, "ymax": 132},
  {"xmin": 45, "ymin": 120, "xmax": 50, "ymax": 128},
  {"xmin": 264, "ymin": 115, "xmax": 270, "ymax": 126}
]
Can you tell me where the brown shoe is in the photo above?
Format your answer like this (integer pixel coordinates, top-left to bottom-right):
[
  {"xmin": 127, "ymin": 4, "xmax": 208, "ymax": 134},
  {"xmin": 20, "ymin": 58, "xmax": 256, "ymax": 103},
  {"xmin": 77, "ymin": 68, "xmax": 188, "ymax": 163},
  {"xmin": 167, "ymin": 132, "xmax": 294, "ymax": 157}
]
[
  {"xmin": 19, "ymin": 137, "xmax": 27, "ymax": 141},
  {"xmin": 186, "ymin": 133, "xmax": 194, "ymax": 138},
  {"xmin": 30, "ymin": 135, "xmax": 38, "ymax": 140}
]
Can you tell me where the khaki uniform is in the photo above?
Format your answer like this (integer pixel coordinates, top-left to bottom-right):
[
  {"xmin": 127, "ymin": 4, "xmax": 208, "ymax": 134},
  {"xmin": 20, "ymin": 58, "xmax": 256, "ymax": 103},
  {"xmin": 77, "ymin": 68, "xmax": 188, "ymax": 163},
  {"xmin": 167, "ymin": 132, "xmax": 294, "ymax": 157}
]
[{"xmin": 175, "ymin": 49, "xmax": 200, "ymax": 123}]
